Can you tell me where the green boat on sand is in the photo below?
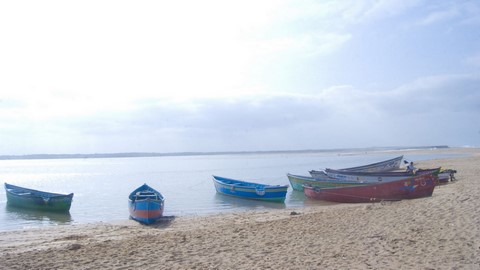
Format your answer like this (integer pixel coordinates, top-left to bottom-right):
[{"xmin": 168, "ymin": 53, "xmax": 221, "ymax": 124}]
[{"xmin": 287, "ymin": 173, "xmax": 369, "ymax": 191}]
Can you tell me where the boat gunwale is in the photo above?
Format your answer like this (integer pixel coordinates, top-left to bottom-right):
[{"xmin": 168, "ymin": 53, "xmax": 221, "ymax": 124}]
[
  {"xmin": 128, "ymin": 183, "xmax": 165, "ymax": 202},
  {"xmin": 303, "ymin": 171, "xmax": 437, "ymax": 192},
  {"xmin": 4, "ymin": 183, "xmax": 73, "ymax": 198},
  {"xmin": 287, "ymin": 173, "xmax": 370, "ymax": 185},
  {"xmin": 340, "ymin": 155, "xmax": 403, "ymax": 171},
  {"xmin": 324, "ymin": 167, "xmax": 441, "ymax": 177}
]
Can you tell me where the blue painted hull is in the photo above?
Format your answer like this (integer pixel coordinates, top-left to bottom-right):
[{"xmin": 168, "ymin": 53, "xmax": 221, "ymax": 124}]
[
  {"xmin": 128, "ymin": 184, "xmax": 165, "ymax": 224},
  {"xmin": 129, "ymin": 200, "xmax": 164, "ymax": 224},
  {"xmin": 212, "ymin": 175, "xmax": 288, "ymax": 202}
]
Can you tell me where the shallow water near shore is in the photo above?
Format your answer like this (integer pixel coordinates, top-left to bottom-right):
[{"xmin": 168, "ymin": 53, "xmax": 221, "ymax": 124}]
[{"xmin": 0, "ymin": 150, "xmax": 463, "ymax": 231}]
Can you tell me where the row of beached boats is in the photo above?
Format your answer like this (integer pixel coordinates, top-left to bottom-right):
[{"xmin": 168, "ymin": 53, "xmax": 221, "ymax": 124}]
[
  {"xmin": 212, "ymin": 155, "xmax": 453, "ymax": 204},
  {"xmin": 3, "ymin": 155, "xmax": 456, "ymax": 225}
]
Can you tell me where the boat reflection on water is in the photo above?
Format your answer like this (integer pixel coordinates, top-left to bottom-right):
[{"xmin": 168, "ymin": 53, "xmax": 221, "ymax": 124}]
[
  {"xmin": 212, "ymin": 190, "xmax": 336, "ymax": 213},
  {"xmin": 213, "ymin": 193, "xmax": 287, "ymax": 212},
  {"xmin": 5, "ymin": 205, "xmax": 72, "ymax": 227}
]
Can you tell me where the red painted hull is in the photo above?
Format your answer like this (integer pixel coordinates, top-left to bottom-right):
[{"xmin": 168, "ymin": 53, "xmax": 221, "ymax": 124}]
[
  {"xmin": 129, "ymin": 206, "xmax": 164, "ymax": 220},
  {"xmin": 304, "ymin": 172, "xmax": 437, "ymax": 203}
]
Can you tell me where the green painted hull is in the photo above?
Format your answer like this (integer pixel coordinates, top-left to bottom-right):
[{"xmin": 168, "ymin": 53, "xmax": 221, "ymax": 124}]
[
  {"xmin": 5, "ymin": 183, "xmax": 73, "ymax": 212},
  {"xmin": 287, "ymin": 174, "xmax": 368, "ymax": 191}
]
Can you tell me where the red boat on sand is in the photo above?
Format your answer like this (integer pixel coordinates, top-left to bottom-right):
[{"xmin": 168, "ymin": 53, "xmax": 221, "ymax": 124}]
[{"xmin": 303, "ymin": 169, "xmax": 439, "ymax": 203}]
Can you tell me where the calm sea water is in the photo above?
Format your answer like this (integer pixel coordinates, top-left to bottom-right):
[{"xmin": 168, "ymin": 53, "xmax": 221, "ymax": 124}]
[{"xmin": 0, "ymin": 150, "xmax": 462, "ymax": 231}]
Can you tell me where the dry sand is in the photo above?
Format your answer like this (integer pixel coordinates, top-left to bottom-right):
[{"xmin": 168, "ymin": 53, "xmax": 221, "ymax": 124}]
[{"xmin": 0, "ymin": 148, "xmax": 479, "ymax": 269}]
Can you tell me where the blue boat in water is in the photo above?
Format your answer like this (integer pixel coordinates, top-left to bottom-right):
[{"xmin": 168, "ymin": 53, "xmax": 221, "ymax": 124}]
[
  {"xmin": 128, "ymin": 183, "xmax": 165, "ymax": 224},
  {"xmin": 212, "ymin": 175, "xmax": 288, "ymax": 202}
]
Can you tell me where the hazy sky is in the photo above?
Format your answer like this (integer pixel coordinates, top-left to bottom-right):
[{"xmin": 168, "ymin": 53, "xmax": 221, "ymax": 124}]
[{"xmin": 1, "ymin": 0, "xmax": 479, "ymax": 155}]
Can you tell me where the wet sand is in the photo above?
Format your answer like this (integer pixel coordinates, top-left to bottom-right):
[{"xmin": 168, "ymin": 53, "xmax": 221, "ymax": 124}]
[{"xmin": 0, "ymin": 148, "xmax": 479, "ymax": 269}]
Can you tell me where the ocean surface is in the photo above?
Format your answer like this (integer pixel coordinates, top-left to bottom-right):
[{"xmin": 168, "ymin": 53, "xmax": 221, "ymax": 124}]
[{"xmin": 0, "ymin": 150, "xmax": 463, "ymax": 231}]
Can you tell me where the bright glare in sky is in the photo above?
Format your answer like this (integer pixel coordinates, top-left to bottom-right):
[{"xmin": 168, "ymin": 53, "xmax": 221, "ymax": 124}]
[{"xmin": 1, "ymin": 1, "xmax": 479, "ymax": 154}]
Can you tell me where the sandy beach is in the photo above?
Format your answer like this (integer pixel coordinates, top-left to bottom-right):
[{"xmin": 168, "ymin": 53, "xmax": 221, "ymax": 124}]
[{"xmin": 0, "ymin": 148, "xmax": 479, "ymax": 269}]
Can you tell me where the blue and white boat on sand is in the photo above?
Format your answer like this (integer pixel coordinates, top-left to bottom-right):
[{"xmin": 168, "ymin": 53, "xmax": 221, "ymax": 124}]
[{"xmin": 128, "ymin": 183, "xmax": 165, "ymax": 224}]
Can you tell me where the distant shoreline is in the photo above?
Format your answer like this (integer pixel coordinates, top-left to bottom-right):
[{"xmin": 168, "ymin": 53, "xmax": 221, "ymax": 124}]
[{"xmin": 0, "ymin": 145, "xmax": 450, "ymax": 161}]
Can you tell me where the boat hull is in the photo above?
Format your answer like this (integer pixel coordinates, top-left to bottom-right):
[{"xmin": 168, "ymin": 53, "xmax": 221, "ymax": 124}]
[
  {"xmin": 213, "ymin": 175, "xmax": 288, "ymax": 202},
  {"xmin": 303, "ymin": 173, "xmax": 437, "ymax": 203},
  {"xmin": 287, "ymin": 173, "xmax": 368, "ymax": 191},
  {"xmin": 4, "ymin": 183, "xmax": 73, "ymax": 212},
  {"xmin": 129, "ymin": 200, "xmax": 164, "ymax": 224},
  {"xmin": 339, "ymin": 155, "xmax": 404, "ymax": 172},
  {"xmin": 128, "ymin": 184, "xmax": 165, "ymax": 224},
  {"xmin": 309, "ymin": 155, "xmax": 404, "ymax": 180},
  {"xmin": 322, "ymin": 168, "xmax": 440, "ymax": 183}
]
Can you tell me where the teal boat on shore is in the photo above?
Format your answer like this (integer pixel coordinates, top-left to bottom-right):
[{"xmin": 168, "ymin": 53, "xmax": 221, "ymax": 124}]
[
  {"xmin": 287, "ymin": 173, "xmax": 368, "ymax": 191},
  {"xmin": 213, "ymin": 175, "xmax": 288, "ymax": 202},
  {"xmin": 4, "ymin": 183, "xmax": 73, "ymax": 212}
]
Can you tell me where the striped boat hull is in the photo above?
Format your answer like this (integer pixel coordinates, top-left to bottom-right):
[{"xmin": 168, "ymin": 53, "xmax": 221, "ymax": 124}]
[
  {"xmin": 128, "ymin": 183, "xmax": 165, "ymax": 224},
  {"xmin": 128, "ymin": 200, "xmax": 164, "ymax": 224}
]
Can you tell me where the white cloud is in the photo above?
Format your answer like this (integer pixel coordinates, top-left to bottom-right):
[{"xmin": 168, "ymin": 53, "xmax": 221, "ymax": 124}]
[
  {"xmin": 0, "ymin": 1, "xmax": 283, "ymax": 101},
  {"xmin": 388, "ymin": 73, "xmax": 480, "ymax": 112},
  {"xmin": 419, "ymin": 7, "xmax": 459, "ymax": 25},
  {"xmin": 3, "ymin": 70, "xmax": 480, "ymax": 154},
  {"xmin": 359, "ymin": 0, "xmax": 422, "ymax": 23},
  {"xmin": 465, "ymin": 52, "xmax": 480, "ymax": 67},
  {"xmin": 415, "ymin": 1, "xmax": 480, "ymax": 26},
  {"xmin": 6, "ymin": 71, "xmax": 478, "ymax": 154}
]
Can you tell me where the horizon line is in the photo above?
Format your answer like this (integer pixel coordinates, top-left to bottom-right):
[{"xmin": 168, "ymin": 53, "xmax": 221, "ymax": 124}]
[{"xmin": 0, "ymin": 145, "xmax": 450, "ymax": 161}]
